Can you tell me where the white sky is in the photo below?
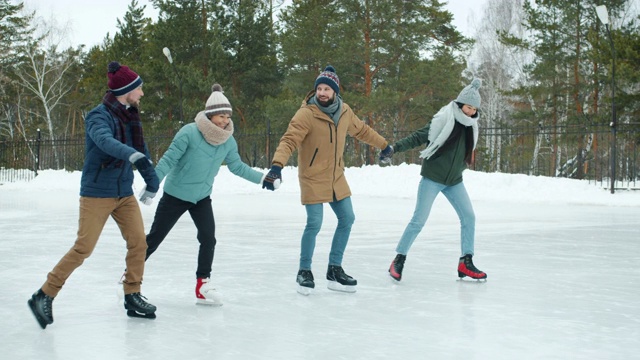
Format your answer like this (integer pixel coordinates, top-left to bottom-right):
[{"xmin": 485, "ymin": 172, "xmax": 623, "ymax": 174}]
[
  {"xmin": 21, "ymin": 0, "xmax": 488, "ymax": 48},
  {"xmin": 1, "ymin": 165, "xmax": 639, "ymax": 359}
]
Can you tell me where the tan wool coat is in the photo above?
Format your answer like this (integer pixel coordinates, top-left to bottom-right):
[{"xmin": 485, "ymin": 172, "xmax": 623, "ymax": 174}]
[{"xmin": 272, "ymin": 91, "xmax": 388, "ymax": 205}]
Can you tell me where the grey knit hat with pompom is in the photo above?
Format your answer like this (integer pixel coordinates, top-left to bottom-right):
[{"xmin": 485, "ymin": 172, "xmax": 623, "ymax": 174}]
[
  {"xmin": 204, "ymin": 84, "xmax": 232, "ymax": 116},
  {"xmin": 455, "ymin": 78, "xmax": 482, "ymax": 109}
]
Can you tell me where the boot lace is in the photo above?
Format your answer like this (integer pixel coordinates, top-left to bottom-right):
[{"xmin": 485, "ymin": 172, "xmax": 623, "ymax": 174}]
[
  {"xmin": 394, "ymin": 254, "xmax": 406, "ymax": 272},
  {"xmin": 130, "ymin": 293, "xmax": 154, "ymax": 310},
  {"xmin": 42, "ymin": 294, "xmax": 53, "ymax": 317},
  {"xmin": 463, "ymin": 256, "xmax": 482, "ymax": 273},
  {"xmin": 299, "ymin": 270, "xmax": 314, "ymax": 281},
  {"xmin": 329, "ymin": 266, "xmax": 352, "ymax": 280}
]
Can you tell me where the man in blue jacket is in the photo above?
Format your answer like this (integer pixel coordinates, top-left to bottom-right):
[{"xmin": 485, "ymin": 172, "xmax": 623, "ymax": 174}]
[{"xmin": 28, "ymin": 61, "xmax": 160, "ymax": 329}]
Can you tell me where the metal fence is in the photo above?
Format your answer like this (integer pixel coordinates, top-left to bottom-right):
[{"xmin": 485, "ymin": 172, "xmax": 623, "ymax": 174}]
[{"xmin": 1, "ymin": 124, "xmax": 638, "ymax": 189}]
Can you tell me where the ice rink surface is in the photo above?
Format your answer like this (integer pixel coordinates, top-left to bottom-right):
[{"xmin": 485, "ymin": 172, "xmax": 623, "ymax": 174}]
[{"xmin": 1, "ymin": 166, "xmax": 638, "ymax": 360}]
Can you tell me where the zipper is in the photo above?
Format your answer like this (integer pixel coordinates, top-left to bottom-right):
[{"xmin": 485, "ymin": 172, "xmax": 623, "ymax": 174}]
[
  {"xmin": 93, "ymin": 164, "xmax": 104, "ymax": 183},
  {"xmin": 117, "ymin": 166, "xmax": 125, "ymax": 195},
  {"xmin": 331, "ymin": 123, "xmax": 338, "ymax": 192}
]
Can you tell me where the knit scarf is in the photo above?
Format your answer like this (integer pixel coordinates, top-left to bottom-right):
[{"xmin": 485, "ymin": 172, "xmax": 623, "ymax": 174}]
[
  {"xmin": 309, "ymin": 94, "xmax": 343, "ymax": 124},
  {"xmin": 419, "ymin": 101, "xmax": 479, "ymax": 159},
  {"xmin": 102, "ymin": 91, "xmax": 145, "ymax": 152},
  {"xmin": 195, "ymin": 111, "xmax": 234, "ymax": 146}
]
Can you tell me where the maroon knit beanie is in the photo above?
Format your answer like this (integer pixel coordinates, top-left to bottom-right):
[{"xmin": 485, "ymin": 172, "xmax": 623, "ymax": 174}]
[{"xmin": 107, "ymin": 61, "xmax": 143, "ymax": 96}]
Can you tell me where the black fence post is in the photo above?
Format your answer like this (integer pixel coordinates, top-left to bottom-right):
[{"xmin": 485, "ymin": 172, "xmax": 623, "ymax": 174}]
[
  {"xmin": 35, "ymin": 129, "xmax": 41, "ymax": 176},
  {"xmin": 266, "ymin": 117, "xmax": 272, "ymax": 166}
]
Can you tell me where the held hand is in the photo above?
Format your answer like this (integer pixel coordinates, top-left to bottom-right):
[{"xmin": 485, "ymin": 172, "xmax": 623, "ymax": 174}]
[
  {"xmin": 262, "ymin": 165, "xmax": 282, "ymax": 191},
  {"xmin": 129, "ymin": 152, "xmax": 159, "ymax": 193},
  {"xmin": 379, "ymin": 145, "xmax": 394, "ymax": 165},
  {"xmin": 138, "ymin": 185, "xmax": 157, "ymax": 205},
  {"xmin": 129, "ymin": 152, "xmax": 152, "ymax": 172}
]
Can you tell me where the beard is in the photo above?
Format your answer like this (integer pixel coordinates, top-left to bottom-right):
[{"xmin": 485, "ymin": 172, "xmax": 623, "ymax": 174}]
[
  {"xmin": 124, "ymin": 92, "xmax": 141, "ymax": 108},
  {"xmin": 127, "ymin": 98, "xmax": 140, "ymax": 108},
  {"xmin": 316, "ymin": 96, "xmax": 334, "ymax": 107}
]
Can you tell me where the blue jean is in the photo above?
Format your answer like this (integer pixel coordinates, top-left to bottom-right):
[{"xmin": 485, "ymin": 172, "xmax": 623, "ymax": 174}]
[
  {"xmin": 299, "ymin": 196, "xmax": 355, "ymax": 270},
  {"xmin": 395, "ymin": 177, "xmax": 475, "ymax": 256}
]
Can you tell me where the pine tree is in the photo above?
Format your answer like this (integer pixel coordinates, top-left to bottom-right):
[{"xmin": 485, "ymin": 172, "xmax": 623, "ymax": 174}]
[
  {"xmin": 278, "ymin": 0, "xmax": 470, "ymax": 164},
  {"xmin": 0, "ymin": 0, "xmax": 34, "ymax": 139}
]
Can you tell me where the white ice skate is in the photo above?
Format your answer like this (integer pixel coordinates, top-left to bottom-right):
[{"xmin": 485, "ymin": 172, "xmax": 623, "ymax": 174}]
[
  {"xmin": 196, "ymin": 278, "xmax": 223, "ymax": 306},
  {"xmin": 297, "ymin": 284, "xmax": 313, "ymax": 296},
  {"xmin": 327, "ymin": 281, "xmax": 357, "ymax": 293},
  {"xmin": 296, "ymin": 270, "xmax": 315, "ymax": 296},
  {"xmin": 326, "ymin": 266, "xmax": 357, "ymax": 293}
]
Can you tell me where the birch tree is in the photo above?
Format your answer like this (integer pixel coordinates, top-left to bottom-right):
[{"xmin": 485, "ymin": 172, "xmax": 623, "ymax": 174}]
[
  {"xmin": 13, "ymin": 18, "xmax": 81, "ymax": 168},
  {"xmin": 0, "ymin": 0, "xmax": 34, "ymax": 139},
  {"xmin": 472, "ymin": 0, "xmax": 528, "ymax": 172}
]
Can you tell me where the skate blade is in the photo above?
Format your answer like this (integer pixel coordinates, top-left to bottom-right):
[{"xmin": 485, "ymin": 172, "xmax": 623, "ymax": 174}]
[
  {"xmin": 457, "ymin": 277, "xmax": 487, "ymax": 283},
  {"xmin": 296, "ymin": 285, "xmax": 313, "ymax": 296},
  {"xmin": 127, "ymin": 310, "xmax": 157, "ymax": 319},
  {"xmin": 327, "ymin": 281, "xmax": 357, "ymax": 293},
  {"xmin": 28, "ymin": 299, "xmax": 50, "ymax": 329},
  {"xmin": 196, "ymin": 298, "xmax": 223, "ymax": 306}
]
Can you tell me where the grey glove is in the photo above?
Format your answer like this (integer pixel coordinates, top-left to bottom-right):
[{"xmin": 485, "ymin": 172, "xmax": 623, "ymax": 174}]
[{"xmin": 138, "ymin": 185, "xmax": 156, "ymax": 205}]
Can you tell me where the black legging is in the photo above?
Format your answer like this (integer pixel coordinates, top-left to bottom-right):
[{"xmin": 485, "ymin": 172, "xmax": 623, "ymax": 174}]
[{"xmin": 145, "ymin": 192, "xmax": 217, "ymax": 278}]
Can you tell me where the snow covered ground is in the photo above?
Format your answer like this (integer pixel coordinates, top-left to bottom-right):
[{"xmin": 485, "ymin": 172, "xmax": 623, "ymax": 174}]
[{"xmin": 1, "ymin": 165, "xmax": 638, "ymax": 360}]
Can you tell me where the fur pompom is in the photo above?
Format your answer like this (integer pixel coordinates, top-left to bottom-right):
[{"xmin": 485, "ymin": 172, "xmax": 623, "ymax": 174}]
[
  {"xmin": 211, "ymin": 83, "xmax": 223, "ymax": 92},
  {"xmin": 324, "ymin": 65, "xmax": 336, "ymax": 73},
  {"xmin": 107, "ymin": 61, "xmax": 121, "ymax": 73}
]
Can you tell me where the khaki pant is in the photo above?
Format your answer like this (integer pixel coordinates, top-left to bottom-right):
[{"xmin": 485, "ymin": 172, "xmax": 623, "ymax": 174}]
[{"xmin": 42, "ymin": 196, "xmax": 147, "ymax": 297}]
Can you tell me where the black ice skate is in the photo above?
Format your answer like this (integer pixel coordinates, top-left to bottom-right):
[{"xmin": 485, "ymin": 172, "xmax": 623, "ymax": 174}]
[
  {"xmin": 326, "ymin": 265, "xmax": 357, "ymax": 293},
  {"xmin": 296, "ymin": 269, "xmax": 315, "ymax": 296},
  {"xmin": 28, "ymin": 289, "xmax": 54, "ymax": 329},
  {"xmin": 124, "ymin": 292, "xmax": 157, "ymax": 319},
  {"xmin": 457, "ymin": 254, "xmax": 487, "ymax": 281},
  {"xmin": 389, "ymin": 254, "xmax": 406, "ymax": 282}
]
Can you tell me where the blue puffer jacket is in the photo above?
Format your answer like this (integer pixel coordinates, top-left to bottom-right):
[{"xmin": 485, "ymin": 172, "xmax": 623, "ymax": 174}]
[{"xmin": 80, "ymin": 103, "xmax": 151, "ymax": 198}]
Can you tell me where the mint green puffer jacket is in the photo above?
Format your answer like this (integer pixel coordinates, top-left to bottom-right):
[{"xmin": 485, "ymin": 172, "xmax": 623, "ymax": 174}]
[{"xmin": 155, "ymin": 122, "xmax": 263, "ymax": 204}]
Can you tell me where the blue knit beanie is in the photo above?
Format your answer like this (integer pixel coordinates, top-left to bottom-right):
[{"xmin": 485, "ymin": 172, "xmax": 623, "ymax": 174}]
[
  {"xmin": 315, "ymin": 65, "xmax": 340, "ymax": 94},
  {"xmin": 455, "ymin": 78, "xmax": 482, "ymax": 109}
]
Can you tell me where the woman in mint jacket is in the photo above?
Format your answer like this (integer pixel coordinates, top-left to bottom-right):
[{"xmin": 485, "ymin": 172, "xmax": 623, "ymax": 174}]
[{"xmin": 143, "ymin": 84, "xmax": 271, "ymax": 305}]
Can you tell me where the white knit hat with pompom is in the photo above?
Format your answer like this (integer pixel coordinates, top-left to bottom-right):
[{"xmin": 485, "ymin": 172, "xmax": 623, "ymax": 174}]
[{"xmin": 204, "ymin": 84, "xmax": 232, "ymax": 116}]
